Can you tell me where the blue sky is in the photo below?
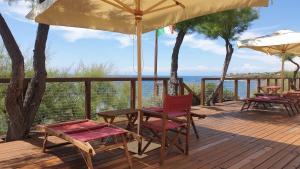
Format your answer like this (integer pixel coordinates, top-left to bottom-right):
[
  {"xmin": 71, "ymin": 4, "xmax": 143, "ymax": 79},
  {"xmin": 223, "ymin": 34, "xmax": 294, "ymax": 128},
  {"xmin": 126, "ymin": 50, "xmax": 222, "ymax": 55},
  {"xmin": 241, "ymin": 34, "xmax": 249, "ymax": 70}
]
[{"xmin": 1, "ymin": 0, "xmax": 300, "ymax": 76}]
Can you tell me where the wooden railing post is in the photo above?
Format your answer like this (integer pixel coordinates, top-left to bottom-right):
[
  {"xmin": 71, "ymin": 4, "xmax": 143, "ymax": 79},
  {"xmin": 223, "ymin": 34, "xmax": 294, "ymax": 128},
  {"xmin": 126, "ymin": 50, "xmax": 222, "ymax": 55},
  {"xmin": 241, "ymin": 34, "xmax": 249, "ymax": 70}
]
[
  {"xmin": 234, "ymin": 79, "xmax": 238, "ymax": 101},
  {"xmin": 267, "ymin": 78, "xmax": 270, "ymax": 86},
  {"xmin": 288, "ymin": 78, "xmax": 291, "ymax": 90},
  {"xmin": 246, "ymin": 79, "xmax": 250, "ymax": 98},
  {"xmin": 257, "ymin": 78, "xmax": 261, "ymax": 93},
  {"xmin": 85, "ymin": 80, "xmax": 91, "ymax": 119},
  {"xmin": 130, "ymin": 80, "xmax": 136, "ymax": 110},
  {"xmin": 298, "ymin": 78, "xmax": 300, "ymax": 90},
  {"xmin": 163, "ymin": 80, "xmax": 168, "ymax": 99},
  {"xmin": 282, "ymin": 79, "xmax": 285, "ymax": 92},
  {"xmin": 200, "ymin": 79, "xmax": 205, "ymax": 105},
  {"xmin": 179, "ymin": 78, "xmax": 184, "ymax": 96},
  {"xmin": 219, "ymin": 83, "xmax": 223, "ymax": 103},
  {"xmin": 275, "ymin": 78, "xmax": 278, "ymax": 86}
]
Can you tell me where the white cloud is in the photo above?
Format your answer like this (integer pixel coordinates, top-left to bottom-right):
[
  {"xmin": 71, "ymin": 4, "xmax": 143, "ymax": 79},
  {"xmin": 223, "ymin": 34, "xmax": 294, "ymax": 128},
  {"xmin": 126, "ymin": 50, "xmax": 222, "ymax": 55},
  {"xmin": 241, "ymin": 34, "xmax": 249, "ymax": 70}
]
[
  {"xmin": 52, "ymin": 26, "xmax": 132, "ymax": 47},
  {"xmin": 238, "ymin": 25, "xmax": 280, "ymax": 40},
  {"xmin": 234, "ymin": 49, "xmax": 279, "ymax": 65},
  {"xmin": 164, "ymin": 33, "xmax": 225, "ymax": 56}
]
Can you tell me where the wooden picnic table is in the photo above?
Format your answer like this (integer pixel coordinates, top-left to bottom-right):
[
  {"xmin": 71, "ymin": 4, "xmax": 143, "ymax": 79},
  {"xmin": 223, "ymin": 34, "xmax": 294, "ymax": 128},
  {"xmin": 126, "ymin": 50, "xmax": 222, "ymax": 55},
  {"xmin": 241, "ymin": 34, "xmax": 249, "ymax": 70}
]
[
  {"xmin": 96, "ymin": 109, "xmax": 138, "ymax": 130},
  {"xmin": 266, "ymin": 85, "xmax": 281, "ymax": 94}
]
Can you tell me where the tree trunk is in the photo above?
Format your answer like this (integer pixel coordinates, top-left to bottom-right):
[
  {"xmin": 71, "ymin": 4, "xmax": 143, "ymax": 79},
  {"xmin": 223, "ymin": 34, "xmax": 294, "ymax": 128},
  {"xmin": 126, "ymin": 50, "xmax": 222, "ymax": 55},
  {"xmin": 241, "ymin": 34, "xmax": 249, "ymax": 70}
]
[
  {"xmin": 206, "ymin": 38, "xmax": 234, "ymax": 106},
  {"xmin": 23, "ymin": 23, "xmax": 49, "ymax": 135},
  {"xmin": 170, "ymin": 30, "xmax": 186, "ymax": 96},
  {"xmin": 0, "ymin": 1, "xmax": 49, "ymax": 141},
  {"xmin": 288, "ymin": 58, "xmax": 300, "ymax": 90},
  {"xmin": 0, "ymin": 13, "xmax": 26, "ymax": 141}
]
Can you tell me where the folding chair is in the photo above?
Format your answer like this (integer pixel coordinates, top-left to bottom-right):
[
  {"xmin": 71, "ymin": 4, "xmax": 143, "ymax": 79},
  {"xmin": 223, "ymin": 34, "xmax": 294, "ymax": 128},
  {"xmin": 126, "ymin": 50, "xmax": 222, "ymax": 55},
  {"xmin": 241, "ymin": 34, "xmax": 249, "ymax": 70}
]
[{"xmin": 141, "ymin": 94, "xmax": 192, "ymax": 164}]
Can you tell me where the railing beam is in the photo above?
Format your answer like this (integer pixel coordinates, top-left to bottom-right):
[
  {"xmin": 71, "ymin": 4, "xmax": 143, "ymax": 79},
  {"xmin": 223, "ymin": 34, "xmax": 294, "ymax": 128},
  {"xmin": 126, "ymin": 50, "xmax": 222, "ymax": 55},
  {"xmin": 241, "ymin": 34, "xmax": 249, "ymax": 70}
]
[
  {"xmin": 234, "ymin": 79, "xmax": 238, "ymax": 101},
  {"xmin": 246, "ymin": 79, "xmax": 250, "ymax": 98},
  {"xmin": 200, "ymin": 79, "xmax": 205, "ymax": 106},
  {"xmin": 257, "ymin": 78, "xmax": 261, "ymax": 93},
  {"xmin": 130, "ymin": 80, "xmax": 136, "ymax": 110},
  {"xmin": 85, "ymin": 81, "xmax": 91, "ymax": 119}
]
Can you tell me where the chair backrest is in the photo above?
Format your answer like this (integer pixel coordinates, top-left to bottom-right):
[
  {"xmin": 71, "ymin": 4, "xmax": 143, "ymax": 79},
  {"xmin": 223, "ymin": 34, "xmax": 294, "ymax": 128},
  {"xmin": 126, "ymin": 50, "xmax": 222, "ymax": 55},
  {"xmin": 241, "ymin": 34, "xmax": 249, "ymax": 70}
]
[{"xmin": 163, "ymin": 94, "xmax": 193, "ymax": 113}]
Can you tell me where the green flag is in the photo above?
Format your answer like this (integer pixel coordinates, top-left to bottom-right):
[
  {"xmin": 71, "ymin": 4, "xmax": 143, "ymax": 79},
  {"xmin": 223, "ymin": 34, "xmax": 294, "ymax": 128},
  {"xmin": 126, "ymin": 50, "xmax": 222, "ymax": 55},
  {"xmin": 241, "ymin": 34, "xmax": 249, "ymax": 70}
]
[{"xmin": 156, "ymin": 28, "xmax": 165, "ymax": 37}]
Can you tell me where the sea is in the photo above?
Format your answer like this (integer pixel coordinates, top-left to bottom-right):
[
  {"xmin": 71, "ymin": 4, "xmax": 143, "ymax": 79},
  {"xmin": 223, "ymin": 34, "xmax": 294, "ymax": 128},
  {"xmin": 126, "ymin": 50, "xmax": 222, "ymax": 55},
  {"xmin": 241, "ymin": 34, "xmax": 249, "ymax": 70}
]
[{"xmin": 141, "ymin": 76, "xmax": 259, "ymax": 99}]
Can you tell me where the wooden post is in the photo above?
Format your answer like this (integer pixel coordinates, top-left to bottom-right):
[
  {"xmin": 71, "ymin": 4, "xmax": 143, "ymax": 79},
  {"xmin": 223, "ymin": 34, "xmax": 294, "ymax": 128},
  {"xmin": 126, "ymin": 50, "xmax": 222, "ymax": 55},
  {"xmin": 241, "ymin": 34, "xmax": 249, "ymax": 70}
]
[
  {"xmin": 85, "ymin": 81, "xmax": 91, "ymax": 119},
  {"xmin": 282, "ymin": 79, "xmax": 285, "ymax": 92},
  {"xmin": 234, "ymin": 79, "xmax": 238, "ymax": 101},
  {"xmin": 219, "ymin": 83, "xmax": 223, "ymax": 103},
  {"xmin": 200, "ymin": 79, "xmax": 205, "ymax": 106},
  {"xmin": 267, "ymin": 78, "xmax": 270, "ymax": 86},
  {"xmin": 275, "ymin": 78, "xmax": 278, "ymax": 86},
  {"xmin": 288, "ymin": 78, "xmax": 291, "ymax": 90},
  {"xmin": 163, "ymin": 80, "xmax": 168, "ymax": 99},
  {"xmin": 298, "ymin": 78, "xmax": 300, "ymax": 90},
  {"xmin": 257, "ymin": 79, "xmax": 261, "ymax": 93},
  {"xmin": 179, "ymin": 79, "xmax": 184, "ymax": 96},
  {"xmin": 246, "ymin": 79, "xmax": 250, "ymax": 98},
  {"xmin": 130, "ymin": 80, "xmax": 136, "ymax": 110}
]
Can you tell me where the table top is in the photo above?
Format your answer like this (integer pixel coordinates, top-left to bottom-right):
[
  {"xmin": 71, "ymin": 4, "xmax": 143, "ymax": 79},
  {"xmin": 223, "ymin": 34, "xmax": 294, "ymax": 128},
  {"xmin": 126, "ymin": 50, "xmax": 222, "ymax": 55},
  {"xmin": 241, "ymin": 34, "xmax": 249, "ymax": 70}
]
[
  {"xmin": 97, "ymin": 108, "xmax": 137, "ymax": 117},
  {"xmin": 266, "ymin": 85, "xmax": 281, "ymax": 89}
]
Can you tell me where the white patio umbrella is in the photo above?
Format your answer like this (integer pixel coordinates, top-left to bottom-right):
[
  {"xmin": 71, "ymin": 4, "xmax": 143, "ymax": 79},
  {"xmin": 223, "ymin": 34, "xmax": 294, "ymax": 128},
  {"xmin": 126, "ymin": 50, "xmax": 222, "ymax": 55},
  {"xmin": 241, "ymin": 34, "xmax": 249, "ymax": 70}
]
[
  {"xmin": 237, "ymin": 30, "xmax": 300, "ymax": 92},
  {"xmin": 27, "ymin": 0, "xmax": 268, "ymax": 136}
]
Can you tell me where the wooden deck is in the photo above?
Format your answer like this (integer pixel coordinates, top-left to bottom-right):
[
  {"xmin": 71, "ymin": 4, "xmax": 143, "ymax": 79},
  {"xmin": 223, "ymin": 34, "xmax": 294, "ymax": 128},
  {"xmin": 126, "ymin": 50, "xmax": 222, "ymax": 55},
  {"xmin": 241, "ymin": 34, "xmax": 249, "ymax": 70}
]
[{"xmin": 1, "ymin": 101, "xmax": 300, "ymax": 169}]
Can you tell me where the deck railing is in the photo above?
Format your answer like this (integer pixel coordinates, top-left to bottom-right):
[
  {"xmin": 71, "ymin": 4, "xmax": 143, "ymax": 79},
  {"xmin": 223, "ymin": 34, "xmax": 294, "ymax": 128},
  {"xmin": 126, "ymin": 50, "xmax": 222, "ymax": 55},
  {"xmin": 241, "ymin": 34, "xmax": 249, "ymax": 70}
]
[
  {"xmin": 0, "ymin": 77, "xmax": 189, "ymax": 121},
  {"xmin": 200, "ymin": 77, "xmax": 300, "ymax": 105}
]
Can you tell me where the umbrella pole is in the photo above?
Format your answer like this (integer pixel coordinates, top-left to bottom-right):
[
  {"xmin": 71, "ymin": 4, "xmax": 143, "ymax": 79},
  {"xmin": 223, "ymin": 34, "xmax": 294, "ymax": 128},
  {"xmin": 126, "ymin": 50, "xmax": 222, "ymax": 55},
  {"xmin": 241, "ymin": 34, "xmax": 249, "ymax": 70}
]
[
  {"xmin": 136, "ymin": 16, "xmax": 143, "ymax": 154},
  {"xmin": 154, "ymin": 30, "xmax": 158, "ymax": 96},
  {"xmin": 281, "ymin": 56, "xmax": 284, "ymax": 94}
]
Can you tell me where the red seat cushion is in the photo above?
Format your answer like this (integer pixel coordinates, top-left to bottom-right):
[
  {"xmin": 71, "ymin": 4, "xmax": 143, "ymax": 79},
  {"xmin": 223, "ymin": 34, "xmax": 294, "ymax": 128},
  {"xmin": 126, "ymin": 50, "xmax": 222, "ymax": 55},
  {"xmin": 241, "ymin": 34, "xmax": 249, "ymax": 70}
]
[
  {"xmin": 168, "ymin": 111, "xmax": 186, "ymax": 117},
  {"xmin": 68, "ymin": 127, "xmax": 126, "ymax": 142},
  {"xmin": 142, "ymin": 120, "xmax": 184, "ymax": 131},
  {"xmin": 49, "ymin": 121, "xmax": 106, "ymax": 133}
]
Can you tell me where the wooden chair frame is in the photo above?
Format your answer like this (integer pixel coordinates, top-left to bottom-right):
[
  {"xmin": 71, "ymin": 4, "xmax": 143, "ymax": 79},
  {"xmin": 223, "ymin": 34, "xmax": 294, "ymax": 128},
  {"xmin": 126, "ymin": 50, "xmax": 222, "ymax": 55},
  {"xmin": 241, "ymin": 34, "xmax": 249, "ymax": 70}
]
[{"xmin": 39, "ymin": 120, "xmax": 139, "ymax": 169}]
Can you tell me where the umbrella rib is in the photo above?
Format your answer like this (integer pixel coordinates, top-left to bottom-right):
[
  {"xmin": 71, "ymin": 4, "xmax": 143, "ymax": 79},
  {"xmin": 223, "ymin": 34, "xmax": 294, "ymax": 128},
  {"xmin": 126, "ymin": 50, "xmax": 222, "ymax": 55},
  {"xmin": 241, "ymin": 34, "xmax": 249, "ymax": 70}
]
[
  {"xmin": 173, "ymin": 0, "xmax": 185, "ymax": 9},
  {"xmin": 112, "ymin": 0, "xmax": 135, "ymax": 13},
  {"xmin": 144, "ymin": 4, "xmax": 181, "ymax": 15},
  {"xmin": 101, "ymin": 0, "xmax": 135, "ymax": 14},
  {"xmin": 144, "ymin": 0, "xmax": 168, "ymax": 14},
  {"xmin": 286, "ymin": 44, "xmax": 299, "ymax": 51}
]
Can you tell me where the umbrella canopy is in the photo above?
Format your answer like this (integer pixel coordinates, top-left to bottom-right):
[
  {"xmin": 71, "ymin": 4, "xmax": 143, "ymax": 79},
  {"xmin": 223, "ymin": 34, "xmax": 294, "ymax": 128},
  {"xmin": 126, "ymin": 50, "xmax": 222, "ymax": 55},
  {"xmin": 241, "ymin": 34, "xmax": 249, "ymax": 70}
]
[
  {"xmin": 27, "ymin": 0, "xmax": 268, "ymax": 34},
  {"xmin": 27, "ymin": 0, "xmax": 268, "ymax": 138},
  {"xmin": 237, "ymin": 30, "xmax": 300, "ymax": 92},
  {"xmin": 237, "ymin": 30, "xmax": 300, "ymax": 55}
]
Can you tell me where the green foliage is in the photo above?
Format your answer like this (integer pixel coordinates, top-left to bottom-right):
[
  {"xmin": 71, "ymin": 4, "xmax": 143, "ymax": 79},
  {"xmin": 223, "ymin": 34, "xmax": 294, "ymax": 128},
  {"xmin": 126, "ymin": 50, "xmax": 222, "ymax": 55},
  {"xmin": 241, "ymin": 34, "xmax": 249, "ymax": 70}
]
[
  {"xmin": 204, "ymin": 83, "xmax": 235, "ymax": 103},
  {"xmin": 195, "ymin": 8, "xmax": 258, "ymax": 41},
  {"xmin": 0, "ymin": 44, "xmax": 132, "ymax": 133}
]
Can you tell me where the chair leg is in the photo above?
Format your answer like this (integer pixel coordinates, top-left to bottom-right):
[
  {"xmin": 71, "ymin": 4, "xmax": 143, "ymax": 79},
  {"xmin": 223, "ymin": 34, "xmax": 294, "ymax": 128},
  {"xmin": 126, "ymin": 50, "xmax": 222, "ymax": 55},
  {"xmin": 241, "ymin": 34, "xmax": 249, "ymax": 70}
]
[
  {"xmin": 185, "ymin": 126, "xmax": 189, "ymax": 155},
  {"xmin": 121, "ymin": 134, "xmax": 133, "ymax": 169},
  {"xmin": 42, "ymin": 133, "xmax": 48, "ymax": 153},
  {"xmin": 160, "ymin": 129, "xmax": 166, "ymax": 165},
  {"xmin": 190, "ymin": 116, "xmax": 199, "ymax": 139},
  {"xmin": 80, "ymin": 150, "xmax": 94, "ymax": 169}
]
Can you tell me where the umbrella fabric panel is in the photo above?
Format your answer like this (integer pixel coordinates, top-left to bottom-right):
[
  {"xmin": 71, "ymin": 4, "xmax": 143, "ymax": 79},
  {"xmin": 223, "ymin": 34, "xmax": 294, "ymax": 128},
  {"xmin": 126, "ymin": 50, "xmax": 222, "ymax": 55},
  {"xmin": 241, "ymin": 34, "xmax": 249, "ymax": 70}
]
[
  {"xmin": 28, "ymin": 0, "xmax": 268, "ymax": 34},
  {"xmin": 237, "ymin": 30, "xmax": 300, "ymax": 55}
]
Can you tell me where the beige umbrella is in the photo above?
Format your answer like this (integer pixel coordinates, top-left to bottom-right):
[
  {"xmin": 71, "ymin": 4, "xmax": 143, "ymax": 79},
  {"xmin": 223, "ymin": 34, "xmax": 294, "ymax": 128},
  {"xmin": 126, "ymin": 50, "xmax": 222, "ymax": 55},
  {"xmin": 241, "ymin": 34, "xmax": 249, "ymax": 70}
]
[
  {"xmin": 238, "ymin": 30, "xmax": 300, "ymax": 93},
  {"xmin": 27, "ymin": 0, "xmax": 268, "ymax": 136}
]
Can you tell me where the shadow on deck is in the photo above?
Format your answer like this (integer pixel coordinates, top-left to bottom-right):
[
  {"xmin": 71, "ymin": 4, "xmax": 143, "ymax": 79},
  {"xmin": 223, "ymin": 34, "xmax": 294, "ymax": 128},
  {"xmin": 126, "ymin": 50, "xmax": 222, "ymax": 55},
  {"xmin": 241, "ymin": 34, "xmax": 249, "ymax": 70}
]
[{"xmin": 0, "ymin": 101, "xmax": 300, "ymax": 169}]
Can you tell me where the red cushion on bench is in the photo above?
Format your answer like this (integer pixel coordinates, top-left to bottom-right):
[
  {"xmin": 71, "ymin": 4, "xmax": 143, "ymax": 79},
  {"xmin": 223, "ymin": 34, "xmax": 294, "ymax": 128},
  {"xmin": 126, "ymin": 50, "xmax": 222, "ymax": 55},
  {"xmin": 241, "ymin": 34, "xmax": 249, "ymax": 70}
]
[{"xmin": 68, "ymin": 127, "xmax": 126, "ymax": 142}]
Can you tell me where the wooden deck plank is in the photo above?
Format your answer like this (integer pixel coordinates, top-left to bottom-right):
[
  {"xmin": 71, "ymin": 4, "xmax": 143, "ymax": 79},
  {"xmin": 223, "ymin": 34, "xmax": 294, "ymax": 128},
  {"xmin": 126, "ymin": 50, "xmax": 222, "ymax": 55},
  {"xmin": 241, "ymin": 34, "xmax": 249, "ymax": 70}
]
[{"xmin": 0, "ymin": 101, "xmax": 299, "ymax": 169}]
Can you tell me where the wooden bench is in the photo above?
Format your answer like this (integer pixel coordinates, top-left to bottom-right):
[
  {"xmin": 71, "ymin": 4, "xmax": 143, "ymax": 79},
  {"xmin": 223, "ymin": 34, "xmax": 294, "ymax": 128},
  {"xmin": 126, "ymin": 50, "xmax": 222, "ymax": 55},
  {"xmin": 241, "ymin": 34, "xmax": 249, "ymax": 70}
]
[
  {"xmin": 241, "ymin": 96, "xmax": 299, "ymax": 117},
  {"xmin": 39, "ymin": 120, "xmax": 133, "ymax": 169}
]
